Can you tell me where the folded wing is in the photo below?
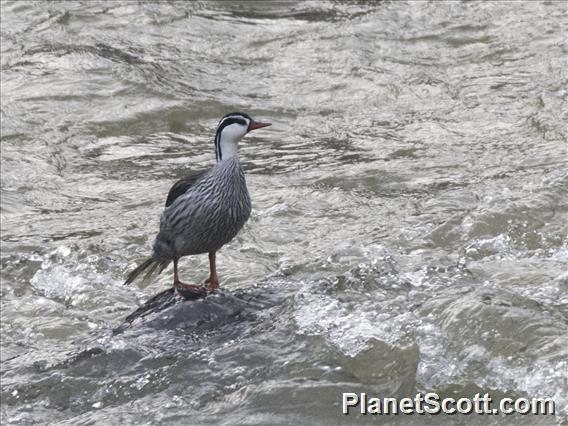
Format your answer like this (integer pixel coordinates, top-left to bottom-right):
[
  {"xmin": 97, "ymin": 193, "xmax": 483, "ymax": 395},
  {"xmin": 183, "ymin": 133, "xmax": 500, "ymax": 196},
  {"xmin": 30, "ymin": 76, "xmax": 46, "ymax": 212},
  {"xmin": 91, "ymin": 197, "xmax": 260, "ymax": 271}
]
[{"xmin": 165, "ymin": 169, "xmax": 208, "ymax": 207}]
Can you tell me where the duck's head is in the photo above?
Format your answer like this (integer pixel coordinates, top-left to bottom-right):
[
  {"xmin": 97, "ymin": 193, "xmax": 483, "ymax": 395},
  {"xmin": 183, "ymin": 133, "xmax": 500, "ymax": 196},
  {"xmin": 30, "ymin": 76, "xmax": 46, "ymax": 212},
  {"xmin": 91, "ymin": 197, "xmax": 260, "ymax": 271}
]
[{"xmin": 214, "ymin": 112, "xmax": 271, "ymax": 161}]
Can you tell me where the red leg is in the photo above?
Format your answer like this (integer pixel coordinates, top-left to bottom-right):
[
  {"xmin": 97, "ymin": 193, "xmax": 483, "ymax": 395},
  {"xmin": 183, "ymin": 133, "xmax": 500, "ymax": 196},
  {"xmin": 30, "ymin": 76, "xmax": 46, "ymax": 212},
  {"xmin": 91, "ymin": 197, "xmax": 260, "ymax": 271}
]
[
  {"xmin": 205, "ymin": 252, "xmax": 219, "ymax": 293},
  {"xmin": 173, "ymin": 258, "xmax": 206, "ymax": 298}
]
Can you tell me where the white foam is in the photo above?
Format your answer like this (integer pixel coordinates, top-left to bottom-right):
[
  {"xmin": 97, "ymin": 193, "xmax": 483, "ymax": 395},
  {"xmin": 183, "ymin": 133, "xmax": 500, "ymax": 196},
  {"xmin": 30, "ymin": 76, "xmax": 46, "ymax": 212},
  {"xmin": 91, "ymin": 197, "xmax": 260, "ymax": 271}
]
[{"xmin": 293, "ymin": 266, "xmax": 567, "ymax": 417}]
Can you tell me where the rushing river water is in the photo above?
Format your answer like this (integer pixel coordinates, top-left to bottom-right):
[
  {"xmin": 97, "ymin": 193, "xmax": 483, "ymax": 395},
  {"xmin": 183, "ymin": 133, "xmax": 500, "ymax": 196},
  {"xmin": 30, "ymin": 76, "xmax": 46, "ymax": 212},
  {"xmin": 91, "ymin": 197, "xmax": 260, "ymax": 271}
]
[{"xmin": 1, "ymin": 1, "xmax": 567, "ymax": 424}]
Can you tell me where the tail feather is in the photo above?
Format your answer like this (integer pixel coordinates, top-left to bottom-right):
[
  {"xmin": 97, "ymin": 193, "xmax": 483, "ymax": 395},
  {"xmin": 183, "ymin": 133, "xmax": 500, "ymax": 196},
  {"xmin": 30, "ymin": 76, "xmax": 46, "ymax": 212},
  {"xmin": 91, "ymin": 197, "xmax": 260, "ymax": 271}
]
[{"xmin": 124, "ymin": 257, "xmax": 170, "ymax": 286}]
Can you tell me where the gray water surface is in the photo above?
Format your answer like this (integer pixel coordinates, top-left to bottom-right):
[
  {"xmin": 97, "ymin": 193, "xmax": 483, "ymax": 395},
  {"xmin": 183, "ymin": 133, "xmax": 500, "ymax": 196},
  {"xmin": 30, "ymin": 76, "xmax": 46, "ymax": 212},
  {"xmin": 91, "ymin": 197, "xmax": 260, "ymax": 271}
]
[{"xmin": 1, "ymin": 1, "xmax": 567, "ymax": 424}]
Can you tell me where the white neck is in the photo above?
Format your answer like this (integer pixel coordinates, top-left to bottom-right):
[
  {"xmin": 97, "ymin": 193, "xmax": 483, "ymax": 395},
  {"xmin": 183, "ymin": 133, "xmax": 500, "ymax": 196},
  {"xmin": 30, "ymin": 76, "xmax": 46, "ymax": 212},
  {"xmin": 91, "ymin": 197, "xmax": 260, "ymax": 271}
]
[
  {"xmin": 216, "ymin": 124, "xmax": 245, "ymax": 162},
  {"xmin": 219, "ymin": 138, "xmax": 239, "ymax": 161}
]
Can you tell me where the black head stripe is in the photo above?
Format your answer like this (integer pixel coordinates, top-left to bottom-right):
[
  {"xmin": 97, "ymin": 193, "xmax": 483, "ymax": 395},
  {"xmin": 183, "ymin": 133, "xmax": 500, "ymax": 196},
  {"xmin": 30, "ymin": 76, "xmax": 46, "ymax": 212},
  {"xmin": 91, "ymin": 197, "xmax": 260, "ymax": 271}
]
[
  {"xmin": 215, "ymin": 115, "xmax": 249, "ymax": 161},
  {"xmin": 218, "ymin": 117, "xmax": 247, "ymax": 129},
  {"xmin": 220, "ymin": 111, "xmax": 252, "ymax": 123}
]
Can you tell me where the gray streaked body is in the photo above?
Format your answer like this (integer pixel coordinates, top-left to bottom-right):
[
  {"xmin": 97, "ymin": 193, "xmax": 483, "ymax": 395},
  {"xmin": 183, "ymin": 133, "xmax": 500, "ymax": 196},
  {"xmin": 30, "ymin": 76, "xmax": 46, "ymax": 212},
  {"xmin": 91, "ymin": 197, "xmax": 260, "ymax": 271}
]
[
  {"xmin": 124, "ymin": 112, "xmax": 270, "ymax": 297},
  {"xmin": 154, "ymin": 156, "xmax": 251, "ymax": 261}
]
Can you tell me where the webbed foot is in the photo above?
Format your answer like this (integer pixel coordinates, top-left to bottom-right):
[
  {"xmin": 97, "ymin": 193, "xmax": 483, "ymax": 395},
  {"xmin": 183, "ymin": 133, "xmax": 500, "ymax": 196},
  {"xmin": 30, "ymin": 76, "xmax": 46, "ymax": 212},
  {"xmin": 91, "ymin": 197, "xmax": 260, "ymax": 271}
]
[
  {"xmin": 174, "ymin": 281, "xmax": 207, "ymax": 300},
  {"xmin": 204, "ymin": 276, "xmax": 220, "ymax": 294}
]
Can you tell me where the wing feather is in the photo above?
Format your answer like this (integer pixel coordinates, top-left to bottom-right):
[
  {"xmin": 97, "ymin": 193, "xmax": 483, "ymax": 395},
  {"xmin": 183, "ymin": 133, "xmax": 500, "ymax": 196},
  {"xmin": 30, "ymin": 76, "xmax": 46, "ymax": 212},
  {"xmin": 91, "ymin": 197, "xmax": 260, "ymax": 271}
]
[{"xmin": 165, "ymin": 169, "xmax": 208, "ymax": 207}]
